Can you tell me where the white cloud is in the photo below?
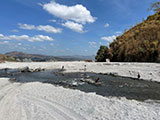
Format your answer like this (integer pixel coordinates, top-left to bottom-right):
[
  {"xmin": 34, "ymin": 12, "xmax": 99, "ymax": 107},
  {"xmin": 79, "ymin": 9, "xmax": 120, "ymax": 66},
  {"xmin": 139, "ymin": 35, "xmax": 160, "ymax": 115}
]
[
  {"xmin": 84, "ymin": 49, "xmax": 88, "ymax": 52},
  {"xmin": 89, "ymin": 41, "xmax": 97, "ymax": 45},
  {"xmin": 42, "ymin": 1, "xmax": 96, "ymax": 24},
  {"xmin": 0, "ymin": 41, "xmax": 9, "ymax": 44},
  {"xmin": 19, "ymin": 23, "xmax": 35, "ymax": 30},
  {"xmin": 104, "ymin": 23, "xmax": 110, "ymax": 28},
  {"xmin": 0, "ymin": 34, "xmax": 54, "ymax": 42},
  {"xmin": 18, "ymin": 23, "xmax": 62, "ymax": 34},
  {"xmin": 50, "ymin": 43, "xmax": 54, "ymax": 46},
  {"xmin": 62, "ymin": 21, "xmax": 85, "ymax": 33},
  {"xmin": 101, "ymin": 35, "xmax": 117, "ymax": 42},
  {"xmin": 18, "ymin": 43, "xmax": 22, "ymax": 46},
  {"xmin": 88, "ymin": 41, "xmax": 97, "ymax": 48},
  {"xmin": 115, "ymin": 31, "xmax": 122, "ymax": 34},
  {"xmin": 3, "ymin": 41, "xmax": 9, "ymax": 43},
  {"xmin": 66, "ymin": 48, "xmax": 70, "ymax": 51},
  {"xmin": 11, "ymin": 29, "xmax": 19, "ymax": 32},
  {"xmin": 49, "ymin": 19, "xmax": 57, "ymax": 23},
  {"xmin": 29, "ymin": 35, "xmax": 54, "ymax": 42},
  {"xmin": 0, "ymin": 34, "xmax": 4, "ymax": 37},
  {"xmin": 36, "ymin": 25, "xmax": 61, "ymax": 33}
]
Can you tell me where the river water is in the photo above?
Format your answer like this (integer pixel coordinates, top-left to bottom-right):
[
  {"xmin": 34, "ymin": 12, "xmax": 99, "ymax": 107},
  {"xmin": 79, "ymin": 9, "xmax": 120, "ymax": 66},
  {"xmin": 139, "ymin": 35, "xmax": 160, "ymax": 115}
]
[{"xmin": 1, "ymin": 69, "xmax": 160, "ymax": 101}]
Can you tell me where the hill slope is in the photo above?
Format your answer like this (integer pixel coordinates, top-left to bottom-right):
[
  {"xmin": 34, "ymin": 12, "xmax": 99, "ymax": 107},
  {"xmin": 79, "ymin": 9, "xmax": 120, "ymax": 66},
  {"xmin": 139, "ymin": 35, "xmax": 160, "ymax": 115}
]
[
  {"xmin": 0, "ymin": 54, "xmax": 16, "ymax": 62},
  {"xmin": 96, "ymin": 12, "xmax": 160, "ymax": 62},
  {"xmin": 5, "ymin": 51, "xmax": 56, "ymax": 62},
  {"xmin": 110, "ymin": 12, "xmax": 160, "ymax": 62}
]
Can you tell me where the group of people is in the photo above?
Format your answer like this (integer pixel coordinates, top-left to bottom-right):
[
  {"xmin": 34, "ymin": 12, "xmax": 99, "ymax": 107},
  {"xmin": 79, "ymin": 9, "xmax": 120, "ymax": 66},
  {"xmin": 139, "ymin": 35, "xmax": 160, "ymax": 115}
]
[{"xmin": 61, "ymin": 65, "xmax": 100, "ymax": 83}]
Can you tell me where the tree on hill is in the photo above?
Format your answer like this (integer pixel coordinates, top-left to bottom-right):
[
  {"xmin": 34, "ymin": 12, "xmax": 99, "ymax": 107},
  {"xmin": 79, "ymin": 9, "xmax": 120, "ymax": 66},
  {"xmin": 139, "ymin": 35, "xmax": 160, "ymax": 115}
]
[
  {"xmin": 95, "ymin": 11, "xmax": 160, "ymax": 62},
  {"xmin": 150, "ymin": 2, "xmax": 160, "ymax": 12},
  {"xmin": 95, "ymin": 46, "xmax": 112, "ymax": 62}
]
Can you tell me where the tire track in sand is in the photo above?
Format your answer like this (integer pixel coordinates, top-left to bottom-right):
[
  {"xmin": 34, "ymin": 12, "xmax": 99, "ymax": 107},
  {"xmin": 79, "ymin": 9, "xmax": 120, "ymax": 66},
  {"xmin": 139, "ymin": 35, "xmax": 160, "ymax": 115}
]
[
  {"xmin": 0, "ymin": 82, "xmax": 24, "ymax": 120},
  {"xmin": 21, "ymin": 95, "xmax": 86, "ymax": 120}
]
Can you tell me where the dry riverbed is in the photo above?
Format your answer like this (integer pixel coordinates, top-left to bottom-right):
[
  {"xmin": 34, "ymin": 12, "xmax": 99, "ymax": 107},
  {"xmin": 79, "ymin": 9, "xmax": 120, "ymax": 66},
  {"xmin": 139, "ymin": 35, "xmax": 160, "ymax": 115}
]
[{"xmin": 0, "ymin": 62, "xmax": 160, "ymax": 120}]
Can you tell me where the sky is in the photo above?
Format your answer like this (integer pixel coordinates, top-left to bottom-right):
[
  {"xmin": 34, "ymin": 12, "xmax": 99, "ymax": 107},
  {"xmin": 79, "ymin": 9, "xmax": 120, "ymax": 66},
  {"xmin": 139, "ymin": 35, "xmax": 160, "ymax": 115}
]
[{"xmin": 0, "ymin": 0, "xmax": 158, "ymax": 56}]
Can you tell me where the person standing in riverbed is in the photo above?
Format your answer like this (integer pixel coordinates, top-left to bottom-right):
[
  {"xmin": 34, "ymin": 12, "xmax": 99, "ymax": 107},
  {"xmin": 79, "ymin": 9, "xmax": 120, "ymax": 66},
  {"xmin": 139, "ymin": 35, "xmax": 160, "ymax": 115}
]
[
  {"xmin": 84, "ymin": 65, "xmax": 87, "ymax": 72},
  {"xmin": 95, "ymin": 78, "xmax": 100, "ymax": 83},
  {"xmin": 138, "ymin": 72, "xmax": 141, "ymax": 79},
  {"xmin": 62, "ymin": 66, "xmax": 64, "ymax": 71},
  {"xmin": 4, "ymin": 68, "xmax": 8, "ymax": 74},
  {"xmin": 83, "ymin": 65, "xmax": 88, "ymax": 78}
]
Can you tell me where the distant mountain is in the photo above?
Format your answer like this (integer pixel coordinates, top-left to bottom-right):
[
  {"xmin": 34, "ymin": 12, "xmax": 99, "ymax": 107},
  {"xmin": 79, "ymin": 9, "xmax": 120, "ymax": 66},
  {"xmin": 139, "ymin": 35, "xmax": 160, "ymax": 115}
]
[
  {"xmin": 5, "ymin": 51, "xmax": 56, "ymax": 62},
  {"xmin": 56, "ymin": 55, "xmax": 95, "ymax": 61},
  {"xmin": 5, "ymin": 51, "xmax": 95, "ymax": 62}
]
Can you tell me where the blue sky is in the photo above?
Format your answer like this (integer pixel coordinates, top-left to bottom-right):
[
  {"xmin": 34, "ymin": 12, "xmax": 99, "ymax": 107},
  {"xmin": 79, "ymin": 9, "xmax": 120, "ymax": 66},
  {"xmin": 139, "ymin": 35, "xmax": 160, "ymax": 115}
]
[{"xmin": 0, "ymin": 0, "xmax": 158, "ymax": 56}]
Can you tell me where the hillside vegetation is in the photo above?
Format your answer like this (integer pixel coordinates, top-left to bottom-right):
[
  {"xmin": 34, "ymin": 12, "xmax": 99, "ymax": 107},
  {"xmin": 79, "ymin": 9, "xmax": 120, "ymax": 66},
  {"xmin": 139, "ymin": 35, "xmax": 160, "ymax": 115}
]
[
  {"xmin": 0, "ymin": 54, "xmax": 16, "ymax": 62},
  {"xmin": 5, "ymin": 51, "xmax": 56, "ymax": 62},
  {"xmin": 96, "ymin": 11, "xmax": 160, "ymax": 62}
]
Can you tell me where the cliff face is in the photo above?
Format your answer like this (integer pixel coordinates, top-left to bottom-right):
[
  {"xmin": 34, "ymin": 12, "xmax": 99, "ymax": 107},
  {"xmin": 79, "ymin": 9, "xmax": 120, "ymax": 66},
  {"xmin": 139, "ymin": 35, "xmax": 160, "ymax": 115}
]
[{"xmin": 109, "ymin": 12, "xmax": 160, "ymax": 62}]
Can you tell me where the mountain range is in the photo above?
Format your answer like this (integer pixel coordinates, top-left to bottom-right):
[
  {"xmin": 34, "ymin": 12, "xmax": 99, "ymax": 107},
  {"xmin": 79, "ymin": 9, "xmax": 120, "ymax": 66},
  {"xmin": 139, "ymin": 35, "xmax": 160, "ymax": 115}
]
[{"xmin": 4, "ymin": 51, "xmax": 95, "ymax": 62}]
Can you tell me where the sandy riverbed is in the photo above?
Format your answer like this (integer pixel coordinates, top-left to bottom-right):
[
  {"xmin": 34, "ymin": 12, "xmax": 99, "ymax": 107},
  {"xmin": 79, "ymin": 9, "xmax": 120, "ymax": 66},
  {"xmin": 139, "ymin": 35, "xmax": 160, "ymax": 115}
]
[{"xmin": 0, "ymin": 62, "xmax": 160, "ymax": 120}]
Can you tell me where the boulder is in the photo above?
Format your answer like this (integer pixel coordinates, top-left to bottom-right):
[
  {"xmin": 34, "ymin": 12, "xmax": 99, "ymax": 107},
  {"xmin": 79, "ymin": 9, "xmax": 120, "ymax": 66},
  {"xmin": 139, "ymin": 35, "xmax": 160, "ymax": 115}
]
[{"xmin": 19, "ymin": 67, "xmax": 30, "ymax": 73}]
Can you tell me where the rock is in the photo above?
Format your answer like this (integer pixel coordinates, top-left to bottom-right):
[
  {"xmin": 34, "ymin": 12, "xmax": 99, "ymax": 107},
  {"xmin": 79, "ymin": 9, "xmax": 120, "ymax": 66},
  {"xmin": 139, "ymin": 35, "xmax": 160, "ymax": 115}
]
[
  {"xmin": 9, "ymin": 78, "xmax": 17, "ymax": 82},
  {"xmin": 106, "ymin": 59, "xmax": 110, "ymax": 62},
  {"xmin": 28, "ymin": 69, "xmax": 34, "ymax": 72},
  {"xmin": 34, "ymin": 68, "xmax": 42, "ymax": 72},
  {"xmin": 34, "ymin": 68, "xmax": 45, "ymax": 72},
  {"xmin": 109, "ymin": 72, "xmax": 118, "ymax": 76},
  {"xmin": 80, "ymin": 78, "xmax": 102, "ymax": 86},
  {"xmin": 19, "ymin": 67, "xmax": 44, "ymax": 73},
  {"xmin": 19, "ymin": 67, "xmax": 30, "ymax": 73}
]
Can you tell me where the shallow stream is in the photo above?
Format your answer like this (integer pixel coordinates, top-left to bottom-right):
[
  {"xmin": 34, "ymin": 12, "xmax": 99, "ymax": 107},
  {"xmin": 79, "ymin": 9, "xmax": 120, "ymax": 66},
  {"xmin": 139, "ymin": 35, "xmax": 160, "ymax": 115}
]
[{"xmin": 1, "ymin": 69, "xmax": 160, "ymax": 101}]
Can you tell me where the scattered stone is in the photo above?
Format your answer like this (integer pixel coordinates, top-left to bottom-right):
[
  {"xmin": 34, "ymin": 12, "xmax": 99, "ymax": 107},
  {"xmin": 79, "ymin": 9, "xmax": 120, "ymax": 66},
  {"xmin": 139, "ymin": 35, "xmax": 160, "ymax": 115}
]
[
  {"xmin": 106, "ymin": 59, "xmax": 110, "ymax": 62},
  {"xmin": 28, "ymin": 69, "xmax": 34, "ymax": 72},
  {"xmin": 34, "ymin": 68, "xmax": 42, "ymax": 72},
  {"xmin": 9, "ymin": 78, "xmax": 17, "ymax": 82},
  {"xmin": 124, "ymin": 83, "xmax": 128, "ymax": 86},
  {"xmin": 18, "ymin": 67, "xmax": 45, "ymax": 73},
  {"xmin": 80, "ymin": 78, "xmax": 102, "ymax": 86},
  {"xmin": 19, "ymin": 67, "xmax": 30, "ymax": 73},
  {"xmin": 109, "ymin": 72, "xmax": 118, "ymax": 76}
]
